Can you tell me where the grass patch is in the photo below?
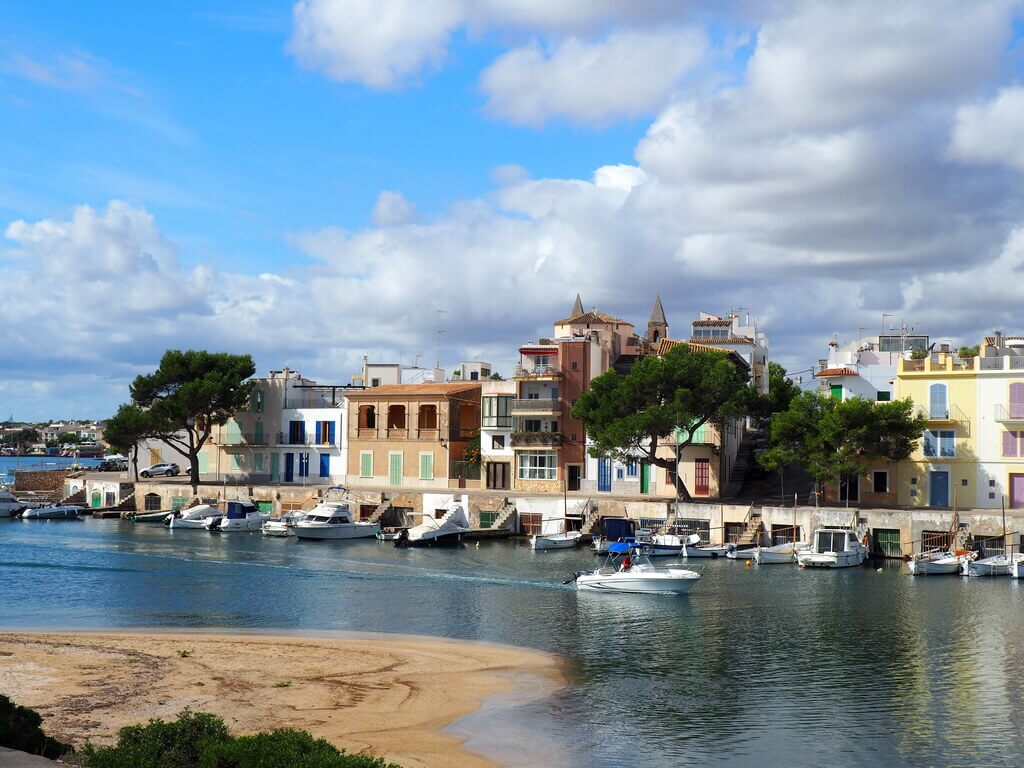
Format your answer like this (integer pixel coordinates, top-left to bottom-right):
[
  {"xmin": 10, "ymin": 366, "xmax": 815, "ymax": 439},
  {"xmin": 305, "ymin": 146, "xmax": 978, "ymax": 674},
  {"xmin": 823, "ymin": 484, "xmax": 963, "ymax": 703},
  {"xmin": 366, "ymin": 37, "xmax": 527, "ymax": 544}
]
[
  {"xmin": 272, "ymin": 680, "xmax": 292, "ymax": 688},
  {"xmin": 177, "ymin": 649, "xmax": 191, "ymax": 658}
]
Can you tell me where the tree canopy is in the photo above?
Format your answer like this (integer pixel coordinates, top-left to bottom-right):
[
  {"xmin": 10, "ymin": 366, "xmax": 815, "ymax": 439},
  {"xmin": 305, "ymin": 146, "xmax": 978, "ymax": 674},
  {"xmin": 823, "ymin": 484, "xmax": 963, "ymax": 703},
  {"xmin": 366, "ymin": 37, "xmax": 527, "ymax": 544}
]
[
  {"xmin": 104, "ymin": 404, "xmax": 156, "ymax": 480},
  {"xmin": 758, "ymin": 392, "xmax": 925, "ymax": 491},
  {"xmin": 127, "ymin": 350, "xmax": 255, "ymax": 492},
  {"xmin": 572, "ymin": 343, "xmax": 752, "ymax": 499},
  {"xmin": 748, "ymin": 362, "xmax": 801, "ymax": 425}
]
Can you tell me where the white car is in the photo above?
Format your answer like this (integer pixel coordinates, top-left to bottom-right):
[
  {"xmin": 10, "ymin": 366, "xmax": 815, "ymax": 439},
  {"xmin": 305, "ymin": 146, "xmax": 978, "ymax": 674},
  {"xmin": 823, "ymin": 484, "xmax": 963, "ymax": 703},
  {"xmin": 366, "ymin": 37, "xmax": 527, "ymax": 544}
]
[{"xmin": 140, "ymin": 462, "xmax": 181, "ymax": 478}]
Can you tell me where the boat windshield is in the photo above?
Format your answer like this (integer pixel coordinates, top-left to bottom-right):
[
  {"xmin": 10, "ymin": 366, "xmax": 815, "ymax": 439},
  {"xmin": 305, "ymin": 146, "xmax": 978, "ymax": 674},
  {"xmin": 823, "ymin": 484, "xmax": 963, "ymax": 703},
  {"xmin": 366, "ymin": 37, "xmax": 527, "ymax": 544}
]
[{"xmin": 816, "ymin": 530, "xmax": 848, "ymax": 553}]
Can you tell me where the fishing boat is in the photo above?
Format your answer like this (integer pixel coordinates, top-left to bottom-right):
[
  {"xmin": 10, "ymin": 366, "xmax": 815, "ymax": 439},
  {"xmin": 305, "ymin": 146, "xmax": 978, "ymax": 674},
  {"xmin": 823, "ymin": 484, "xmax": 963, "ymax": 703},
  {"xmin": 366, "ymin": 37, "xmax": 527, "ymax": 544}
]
[
  {"xmin": 395, "ymin": 503, "xmax": 469, "ymax": 547},
  {"xmin": 531, "ymin": 515, "xmax": 583, "ymax": 550},
  {"xmin": 210, "ymin": 501, "xmax": 263, "ymax": 532},
  {"xmin": 294, "ymin": 502, "xmax": 380, "ymax": 540},
  {"xmin": 22, "ymin": 504, "xmax": 82, "ymax": 520},
  {"xmin": 727, "ymin": 548, "xmax": 758, "ymax": 561},
  {"xmin": 908, "ymin": 550, "xmax": 973, "ymax": 575},
  {"xmin": 796, "ymin": 528, "xmax": 869, "ymax": 569},
  {"xmin": 262, "ymin": 511, "xmax": 305, "ymax": 537},
  {"xmin": 132, "ymin": 510, "xmax": 172, "ymax": 523},
  {"xmin": 754, "ymin": 541, "xmax": 806, "ymax": 564},
  {"xmin": 573, "ymin": 539, "xmax": 702, "ymax": 595},
  {"xmin": 961, "ymin": 553, "xmax": 1024, "ymax": 577},
  {"xmin": 677, "ymin": 537, "xmax": 733, "ymax": 559},
  {"xmin": 168, "ymin": 504, "xmax": 219, "ymax": 530}
]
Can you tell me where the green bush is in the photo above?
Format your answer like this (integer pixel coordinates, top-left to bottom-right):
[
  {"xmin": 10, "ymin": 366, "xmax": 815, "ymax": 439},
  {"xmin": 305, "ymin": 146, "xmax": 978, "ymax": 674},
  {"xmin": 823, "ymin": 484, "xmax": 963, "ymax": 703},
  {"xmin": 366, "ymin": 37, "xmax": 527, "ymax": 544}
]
[
  {"xmin": 0, "ymin": 694, "xmax": 72, "ymax": 759},
  {"xmin": 74, "ymin": 710, "xmax": 399, "ymax": 768}
]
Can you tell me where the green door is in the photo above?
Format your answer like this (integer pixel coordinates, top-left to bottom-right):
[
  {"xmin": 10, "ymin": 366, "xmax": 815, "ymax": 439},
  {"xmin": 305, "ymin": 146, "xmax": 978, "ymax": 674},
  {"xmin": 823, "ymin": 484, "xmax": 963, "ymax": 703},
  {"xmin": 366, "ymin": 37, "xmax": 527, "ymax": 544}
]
[
  {"xmin": 91, "ymin": 491, "xmax": 102, "ymax": 508},
  {"xmin": 256, "ymin": 501, "xmax": 273, "ymax": 515},
  {"xmin": 640, "ymin": 461, "xmax": 650, "ymax": 494},
  {"xmin": 270, "ymin": 453, "xmax": 280, "ymax": 482},
  {"xmin": 389, "ymin": 453, "xmax": 403, "ymax": 486}
]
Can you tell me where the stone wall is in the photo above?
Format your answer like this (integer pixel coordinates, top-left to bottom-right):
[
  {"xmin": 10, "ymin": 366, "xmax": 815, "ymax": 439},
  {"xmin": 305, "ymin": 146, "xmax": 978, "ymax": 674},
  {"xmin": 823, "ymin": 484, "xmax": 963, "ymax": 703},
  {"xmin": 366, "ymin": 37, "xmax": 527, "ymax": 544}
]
[{"xmin": 13, "ymin": 469, "xmax": 72, "ymax": 493}]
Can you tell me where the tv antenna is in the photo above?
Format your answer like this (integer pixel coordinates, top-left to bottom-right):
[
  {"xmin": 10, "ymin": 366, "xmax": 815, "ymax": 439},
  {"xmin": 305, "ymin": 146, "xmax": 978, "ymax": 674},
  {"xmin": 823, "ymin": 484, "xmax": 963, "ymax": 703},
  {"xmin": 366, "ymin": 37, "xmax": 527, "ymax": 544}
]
[{"xmin": 435, "ymin": 309, "xmax": 447, "ymax": 368}]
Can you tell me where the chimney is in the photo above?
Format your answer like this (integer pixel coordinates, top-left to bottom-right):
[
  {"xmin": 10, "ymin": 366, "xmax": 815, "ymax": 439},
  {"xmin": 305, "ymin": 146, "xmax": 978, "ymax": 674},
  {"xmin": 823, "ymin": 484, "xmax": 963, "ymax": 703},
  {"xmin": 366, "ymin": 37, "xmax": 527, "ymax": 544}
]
[{"xmin": 996, "ymin": 330, "xmax": 1005, "ymax": 348}]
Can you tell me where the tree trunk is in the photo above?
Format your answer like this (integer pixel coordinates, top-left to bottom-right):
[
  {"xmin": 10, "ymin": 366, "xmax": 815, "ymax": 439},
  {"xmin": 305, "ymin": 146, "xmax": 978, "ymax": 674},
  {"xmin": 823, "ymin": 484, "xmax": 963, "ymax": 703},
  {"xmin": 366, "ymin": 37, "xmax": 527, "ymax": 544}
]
[
  {"xmin": 189, "ymin": 451, "xmax": 200, "ymax": 497},
  {"xmin": 131, "ymin": 446, "xmax": 139, "ymax": 482}
]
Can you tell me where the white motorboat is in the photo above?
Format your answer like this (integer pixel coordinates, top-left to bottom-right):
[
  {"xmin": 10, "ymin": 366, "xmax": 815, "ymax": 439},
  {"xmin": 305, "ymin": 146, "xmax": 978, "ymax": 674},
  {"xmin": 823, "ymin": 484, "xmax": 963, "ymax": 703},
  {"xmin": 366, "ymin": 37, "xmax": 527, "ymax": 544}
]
[
  {"xmin": 532, "ymin": 530, "xmax": 583, "ymax": 550},
  {"xmin": 797, "ymin": 529, "xmax": 869, "ymax": 569},
  {"xmin": 210, "ymin": 501, "xmax": 263, "ymax": 532},
  {"xmin": 395, "ymin": 503, "xmax": 469, "ymax": 547},
  {"xmin": 168, "ymin": 504, "xmax": 220, "ymax": 530},
  {"xmin": 754, "ymin": 541, "xmax": 808, "ymax": 564},
  {"xmin": 0, "ymin": 490, "xmax": 25, "ymax": 518},
  {"xmin": 727, "ymin": 548, "xmax": 758, "ymax": 561},
  {"xmin": 908, "ymin": 549, "xmax": 973, "ymax": 575},
  {"xmin": 262, "ymin": 511, "xmax": 305, "ymax": 537},
  {"xmin": 1013, "ymin": 557, "xmax": 1024, "ymax": 579},
  {"xmin": 961, "ymin": 553, "xmax": 1023, "ymax": 577},
  {"xmin": 294, "ymin": 503, "xmax": 380, "ymax": 540},
  {"xmin": 22, "ymin": 504, "xmax": 82, "ymax": 520},
  {"xmin": 573, "ymin": 538, "xmax": 702, "ymax": 595}
]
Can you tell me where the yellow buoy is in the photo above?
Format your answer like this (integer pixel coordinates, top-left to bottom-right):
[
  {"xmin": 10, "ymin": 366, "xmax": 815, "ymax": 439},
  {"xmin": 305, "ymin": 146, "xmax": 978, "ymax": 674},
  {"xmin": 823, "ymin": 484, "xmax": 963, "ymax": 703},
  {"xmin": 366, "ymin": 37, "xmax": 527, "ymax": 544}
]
[{"xmin": 745, "ymin": 560, "xmax": 752, "ymax": 568}]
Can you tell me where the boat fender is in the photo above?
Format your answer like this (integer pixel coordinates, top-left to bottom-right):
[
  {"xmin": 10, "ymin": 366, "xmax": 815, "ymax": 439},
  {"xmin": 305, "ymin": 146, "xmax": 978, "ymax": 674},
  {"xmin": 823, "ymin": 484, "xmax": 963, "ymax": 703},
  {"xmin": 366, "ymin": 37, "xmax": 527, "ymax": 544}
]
[{"xmin": 745, "ymin": 560, "xmax": 752, "ymax": 569}]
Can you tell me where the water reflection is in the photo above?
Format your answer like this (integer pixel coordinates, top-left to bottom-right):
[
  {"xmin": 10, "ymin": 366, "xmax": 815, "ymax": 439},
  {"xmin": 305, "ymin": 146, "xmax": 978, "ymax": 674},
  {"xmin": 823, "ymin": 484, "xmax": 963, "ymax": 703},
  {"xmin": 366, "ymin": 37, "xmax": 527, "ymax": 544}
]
[{"xmin": 2, "ymin": 518, "xmax": 1024, "ymax": 766}]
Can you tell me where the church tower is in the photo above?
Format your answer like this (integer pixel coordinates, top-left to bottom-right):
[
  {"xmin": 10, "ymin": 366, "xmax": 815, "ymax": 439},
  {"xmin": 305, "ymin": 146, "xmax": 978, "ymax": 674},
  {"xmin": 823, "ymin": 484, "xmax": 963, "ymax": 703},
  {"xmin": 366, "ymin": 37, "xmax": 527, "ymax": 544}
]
[
  {"xmin": 570, "ymin": 293, "xmax": 584, "ymax": 318},
  {"xmin": 647, "ymin": 294, "xmax": 668, "ymax": 344}
]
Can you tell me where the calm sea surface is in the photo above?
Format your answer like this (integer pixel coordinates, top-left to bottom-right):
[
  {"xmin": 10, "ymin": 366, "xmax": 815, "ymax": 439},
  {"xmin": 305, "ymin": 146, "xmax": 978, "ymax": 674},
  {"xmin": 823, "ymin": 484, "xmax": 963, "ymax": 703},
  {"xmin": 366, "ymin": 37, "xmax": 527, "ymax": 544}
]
[
  {"xmin": 2, "ymin": 518, "xmax": 1023, "ymax": 767},
  {"xmin": 0, "ymin": 456, "xmax": 103, "ymax": 485}
]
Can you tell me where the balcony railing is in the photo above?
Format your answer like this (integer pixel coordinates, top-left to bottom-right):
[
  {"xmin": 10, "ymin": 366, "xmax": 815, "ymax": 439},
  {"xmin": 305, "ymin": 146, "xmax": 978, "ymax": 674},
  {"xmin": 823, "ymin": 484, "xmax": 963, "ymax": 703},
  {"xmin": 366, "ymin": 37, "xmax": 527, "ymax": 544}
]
[
  {"xmin": 915, "ymin": 404, "xmax": 966, "ymax": 423},
  {"xmin": 276, "ymin": 433, "xmax": 337, "ymax": 447},
  {"xmin": 218, "ymin": 433, "xmax": 271, "ymax": 447},
  {"xmin": 511, "ymin": 398, "xmax": 561, "ymax": 414},
  {"xmin": 510, "ymin": 431, "xmax": 565, "ymax": 447},
  {"xmin": 995, "ymin": 404, "xmax": 1024, "ymax": 422},
  {"xmin": 513, "ymin": 365, "xmax": 563, "ymax": 380}
]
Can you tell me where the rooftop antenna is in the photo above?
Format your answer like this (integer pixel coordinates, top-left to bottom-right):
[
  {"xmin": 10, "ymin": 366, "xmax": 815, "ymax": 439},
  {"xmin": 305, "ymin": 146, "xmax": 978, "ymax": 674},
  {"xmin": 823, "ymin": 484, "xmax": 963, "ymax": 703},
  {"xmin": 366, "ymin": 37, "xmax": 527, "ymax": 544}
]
[
  {"xmin": 413, "ymin": 353, "xmax": 423, "ymax": 369},
  {"xmin": 435, "ymin": 308, "xmax": 447, "ymax": 368}
]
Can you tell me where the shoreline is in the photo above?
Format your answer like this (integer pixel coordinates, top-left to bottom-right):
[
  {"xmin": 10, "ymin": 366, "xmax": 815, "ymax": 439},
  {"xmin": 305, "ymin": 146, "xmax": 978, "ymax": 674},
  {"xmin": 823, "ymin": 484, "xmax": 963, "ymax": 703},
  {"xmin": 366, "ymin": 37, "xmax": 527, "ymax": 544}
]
[{"xmin": 0, "ymin": 629, "xmax": 565, "ymax": 768}]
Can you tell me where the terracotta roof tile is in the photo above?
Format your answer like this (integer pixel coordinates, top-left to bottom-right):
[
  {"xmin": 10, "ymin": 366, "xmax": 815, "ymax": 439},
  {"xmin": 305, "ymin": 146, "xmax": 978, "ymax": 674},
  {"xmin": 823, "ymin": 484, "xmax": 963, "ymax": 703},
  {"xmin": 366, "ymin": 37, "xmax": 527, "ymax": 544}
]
[
  {"xmin": 555, "ymin": 310, "xmax": 628, "ymax": 325},
  {"xmin": 691, "ymin": 318, "xmax": 732, "ymax": 327},
  {"xmin": 346, "ymin": 382, "xmax": 481, "ymax": 397},
  {"xmin": 814, "ymin": 367, "xmax": 860, "ymax": 378}
]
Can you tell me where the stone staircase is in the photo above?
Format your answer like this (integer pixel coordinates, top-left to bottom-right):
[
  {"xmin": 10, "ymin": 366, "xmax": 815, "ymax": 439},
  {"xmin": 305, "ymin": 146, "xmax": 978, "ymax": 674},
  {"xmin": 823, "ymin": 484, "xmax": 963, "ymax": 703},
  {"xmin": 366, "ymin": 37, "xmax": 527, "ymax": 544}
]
[
  {"xmin": 733, "ymin": 507, "xmax": 763, "ymax": 548},
  {"xmin": 367, "ymin": 495, "xmax": 392, "ymax": 524},
  {"xmin": 59, "ymin": 488, "xmax": 86, "ymax": 506},
  {"xmin": 489, "ymin": 498, "xmax": 518, "ymax": 531},
  {"xmin": 577, "ymin": 499, "xmax": 599, "ymax": 535}
]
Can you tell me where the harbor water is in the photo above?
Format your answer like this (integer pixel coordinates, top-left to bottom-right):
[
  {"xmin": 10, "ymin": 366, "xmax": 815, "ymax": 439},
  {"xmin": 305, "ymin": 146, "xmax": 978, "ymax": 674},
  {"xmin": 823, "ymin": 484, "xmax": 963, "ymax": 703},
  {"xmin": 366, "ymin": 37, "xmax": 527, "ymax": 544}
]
[
  {"xmin": 3, "ymin": 518, "xmax": 1024, "ymax": 767},
  {"xmin": 0, "ymin": 456, "xmax": 103, "ymax": 486}
]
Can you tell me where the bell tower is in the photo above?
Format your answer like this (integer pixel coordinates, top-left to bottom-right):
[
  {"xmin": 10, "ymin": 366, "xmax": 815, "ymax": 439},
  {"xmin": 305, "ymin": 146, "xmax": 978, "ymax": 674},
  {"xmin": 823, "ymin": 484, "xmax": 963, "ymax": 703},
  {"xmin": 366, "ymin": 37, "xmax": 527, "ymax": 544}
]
[{"xmin": 647, "ymin": 294, "xmax": 668, "ymax": 344}]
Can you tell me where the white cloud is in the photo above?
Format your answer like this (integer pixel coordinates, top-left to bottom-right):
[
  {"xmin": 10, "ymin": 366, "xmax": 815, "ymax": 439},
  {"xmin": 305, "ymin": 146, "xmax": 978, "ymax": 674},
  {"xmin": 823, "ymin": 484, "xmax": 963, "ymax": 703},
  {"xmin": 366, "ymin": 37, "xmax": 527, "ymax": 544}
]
[
  {"xmin": 371, "ymin": 190, "xmax": 417, "ymax": 226},
  {"xmin": 949, "ymin": 86, "xmax": 1024, "ymax": 171},
  {"xmin": 288, "ymin": 0, "xmax": 465, "ymax": 89},
  {"xmin": 480, "ymin": 29, "xmax": 706, "ymax": 125}
]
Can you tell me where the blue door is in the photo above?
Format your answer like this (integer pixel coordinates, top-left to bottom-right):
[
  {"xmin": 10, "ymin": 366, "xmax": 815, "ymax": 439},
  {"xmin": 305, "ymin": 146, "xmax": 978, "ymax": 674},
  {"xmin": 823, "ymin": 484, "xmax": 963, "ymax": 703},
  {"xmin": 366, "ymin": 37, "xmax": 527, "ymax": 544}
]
[
  {"xmin": 319, "ymin": 453, "xmax": 330, "ymax": 478},
  {"xmin": 929, "ymin": 471, "xmax": 949, "ymax": 507},
  {"xmin": 284, "ymin": 452, "xmax": 294, "ymax": 483},
  {"xmin": 598, "ymin": 458, "xmax": 612, "ymax": 492}
]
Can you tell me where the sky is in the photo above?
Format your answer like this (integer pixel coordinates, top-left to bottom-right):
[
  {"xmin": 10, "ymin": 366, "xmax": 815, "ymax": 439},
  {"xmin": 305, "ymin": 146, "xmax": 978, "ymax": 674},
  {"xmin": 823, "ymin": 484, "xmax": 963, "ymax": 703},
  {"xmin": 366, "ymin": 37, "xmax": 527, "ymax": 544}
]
[{"xmin": 2, "ymin": 0, "xmax": 1024, "ymax": 421}]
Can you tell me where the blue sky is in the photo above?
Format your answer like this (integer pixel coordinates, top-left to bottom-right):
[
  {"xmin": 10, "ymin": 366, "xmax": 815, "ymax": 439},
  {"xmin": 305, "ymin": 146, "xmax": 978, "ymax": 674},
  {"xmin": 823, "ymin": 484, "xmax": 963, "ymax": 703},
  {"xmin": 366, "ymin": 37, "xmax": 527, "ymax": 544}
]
[{"xmin": 2, "ymin": 1, "xmax": 1023, "ymax": 421}]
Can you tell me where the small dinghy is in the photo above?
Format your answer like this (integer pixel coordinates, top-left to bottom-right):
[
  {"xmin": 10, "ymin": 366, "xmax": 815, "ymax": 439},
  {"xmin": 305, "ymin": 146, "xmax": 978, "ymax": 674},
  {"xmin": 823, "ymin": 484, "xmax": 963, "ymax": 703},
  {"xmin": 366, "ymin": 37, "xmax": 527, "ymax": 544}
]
[
  {"xmin": 961, "ymin": 553, "xmax": 1022, "ymax": 577},
  {"xmin": 754, "ymin": 542, "xmax": 807, "ymax": 564},
  {"xmin": 908, "ymin": 550, "xmax": 973, "ymax": 575}
]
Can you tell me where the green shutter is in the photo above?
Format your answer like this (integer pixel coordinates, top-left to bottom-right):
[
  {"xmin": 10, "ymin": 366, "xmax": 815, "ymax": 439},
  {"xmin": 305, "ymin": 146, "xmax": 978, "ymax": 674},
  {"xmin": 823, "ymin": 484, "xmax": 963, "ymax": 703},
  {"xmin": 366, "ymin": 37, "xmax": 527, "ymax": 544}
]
[
  {"xmin": 693, "ymin": 424, "xmax": 705, "ymax": 444},
  {"xmin": 389, "ymin": 453, "xmax": 403, "ymax": 486},
  {"xmin": 270, "ymin": 453, "xmax": 280, "ymax": 482},
  {"xmin": 419, "ymin": 453, "xmax": 434, "ymax": 480},
  {"xmin": 830, "ymin": 384, "xmax": 843, "ymax": 400},
  {"xmin": 360, "ymin": 451, "xmax": 373, "ymax": 478}
]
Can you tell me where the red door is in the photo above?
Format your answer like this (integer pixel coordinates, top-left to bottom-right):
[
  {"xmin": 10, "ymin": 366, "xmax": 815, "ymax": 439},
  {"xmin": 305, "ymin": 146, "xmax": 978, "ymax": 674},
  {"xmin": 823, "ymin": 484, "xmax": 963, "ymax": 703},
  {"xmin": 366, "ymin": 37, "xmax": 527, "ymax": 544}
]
[
  {"xmin": 1011, "ymin": 474, "xmax": 1024, "ymax": 509},
  {"xmin": 695, "ymin": 459, "xmax": 710, "ymax": 496}
]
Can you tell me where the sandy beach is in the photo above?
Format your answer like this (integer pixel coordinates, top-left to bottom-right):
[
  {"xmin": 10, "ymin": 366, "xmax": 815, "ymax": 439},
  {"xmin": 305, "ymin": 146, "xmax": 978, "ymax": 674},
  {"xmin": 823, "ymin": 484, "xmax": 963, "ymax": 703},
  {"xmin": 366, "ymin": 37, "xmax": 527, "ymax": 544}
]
[{"xmin": 0, "ymin": 630, "xmax": 563, "ymax": 768}]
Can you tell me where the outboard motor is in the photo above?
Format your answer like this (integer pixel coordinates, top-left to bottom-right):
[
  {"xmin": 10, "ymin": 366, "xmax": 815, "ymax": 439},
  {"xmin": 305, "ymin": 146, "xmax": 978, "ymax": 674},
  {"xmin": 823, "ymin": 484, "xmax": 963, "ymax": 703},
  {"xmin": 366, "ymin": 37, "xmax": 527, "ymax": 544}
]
[{"xmin": 394, "ymin": 528, "xmax": 410, "ymax": 548}]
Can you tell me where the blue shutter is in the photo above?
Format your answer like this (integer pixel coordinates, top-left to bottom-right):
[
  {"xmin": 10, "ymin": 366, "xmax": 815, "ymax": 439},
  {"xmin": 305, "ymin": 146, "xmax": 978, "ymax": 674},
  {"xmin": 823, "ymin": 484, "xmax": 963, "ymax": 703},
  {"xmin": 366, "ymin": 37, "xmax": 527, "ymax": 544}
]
[
  {"xmin": 319, "ymin": 453, "xmax": 330, "ymax": 478},
  {"xmin": 328, "ymin": 421, "xmax": 336, "ymax": 445},
  {"xmin": 315, "ymin": 421, "xmax": 322, "ymax": 444}
]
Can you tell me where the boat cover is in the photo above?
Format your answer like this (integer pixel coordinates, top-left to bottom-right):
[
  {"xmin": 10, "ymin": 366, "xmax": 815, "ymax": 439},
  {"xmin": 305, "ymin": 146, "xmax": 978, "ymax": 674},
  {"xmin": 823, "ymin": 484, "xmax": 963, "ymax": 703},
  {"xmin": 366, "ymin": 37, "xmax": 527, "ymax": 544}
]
[{"xmin": 601, "ymin": 518, "xmax": 635, "ymax": 540}]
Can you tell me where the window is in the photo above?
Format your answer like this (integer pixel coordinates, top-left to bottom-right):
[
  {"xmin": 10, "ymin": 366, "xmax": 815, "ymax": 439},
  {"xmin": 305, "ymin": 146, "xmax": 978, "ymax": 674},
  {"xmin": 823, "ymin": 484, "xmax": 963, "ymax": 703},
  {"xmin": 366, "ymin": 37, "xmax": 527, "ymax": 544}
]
[
  {"xmin": 928, "ymin": 383, "xmax": 948, "ymax": 419},
  {"xmin": 251, "ymin": 388, "xmax": 265, "ymax": 413},
  {"xmin": 315, "ymin": 420, "xmax": 336, "ymax": 445},
  {"xmin": 572, "ymin": 361, "xmax": 578, "ymax": 370},
  {"xmin": 288, "ymin": 420, "xmax": 305, "ymax": 444},
  {"xmin": 876, "ymin": 391, "xmax": 891, "ymax": 401},
  {"xmin": 371, "ymin": 377, "xmax": 381, "ymax": 387},
  {"xmin": 517, "ymin": 450, "xmax": 557, "ymax": 480},
  {"xmin": 616, "ymin": 465, "xmax": 624, "ymax": 480},
  {"xmin": 253, "ymin": 452, "xmax": 264, "ymax": 472},
  {"xmin": 492, "ymin": 435, "xmax": 505, "ymax": 450},
  {"xmin": 838, "ymin": 474, "xmax": 859, "ymax": 502},
  {"xmin": 419, "ymin": 452, "xmax": 434, "ymax": 480},
  {"xmin": 387, "ymin": 405, "xmax": 406, "ymax": 429},
  {"xmin": 1004, "ymin": 431, "xmax": 1020, "ymax": 457},
  {"xmin": 359, "ymin": 405, "xmax": 376, "ymax": 429},
  {"xmin": 524, "ymin": 418, "xmax": 542, "ymax": 433},
  {"xmin": 873, "ymin": 471, "xmax": 888, "ymax": 493},
  {"xmin": 626, "ymin": 460, "xmax": 638, "ymax": 478},
  {"xmin": 298, "ymin": 453, "xmax": 310, "ymax": 478},
  {"xmin": 482, "ymin": 396, "xmax": 512, "ymax": 428},
  {"xmin": 418, "ymin": 404, "xmax": 438, "ymax": 429},
  {"xmin": 359, "ymin": 451, "xmax": 373, "ymax": 478},
  {"xmin": 923, "ymin": 430, "xmax": 955, "ymax": 458}
]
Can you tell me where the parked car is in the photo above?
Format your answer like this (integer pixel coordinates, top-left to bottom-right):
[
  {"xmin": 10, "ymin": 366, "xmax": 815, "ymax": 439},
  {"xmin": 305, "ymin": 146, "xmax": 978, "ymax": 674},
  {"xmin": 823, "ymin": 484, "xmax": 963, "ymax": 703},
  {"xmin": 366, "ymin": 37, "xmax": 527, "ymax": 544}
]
[
  {"xmin": 140, "ymin": 462, "xmax": 180, "ymax": 478},
  {"xmin": 96, "ymin": 459, "xmax": 128, "ymax": 472}
]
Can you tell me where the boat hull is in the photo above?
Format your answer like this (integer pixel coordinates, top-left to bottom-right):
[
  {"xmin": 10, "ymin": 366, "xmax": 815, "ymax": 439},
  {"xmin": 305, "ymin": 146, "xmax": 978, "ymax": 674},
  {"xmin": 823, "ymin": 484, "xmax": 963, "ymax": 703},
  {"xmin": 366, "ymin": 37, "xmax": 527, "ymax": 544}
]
[
  {"xmin": 961, "ymin": 556, "xmax": 1012, "ymax": 577},
  {"xmin": 797, "ymin": 552, "xmax": 865, "ymax": 568},
  {"xmin": 755, "ymin": 548, "xmax": 798, "ymax": 564},
  {"xmin": 169, "ymin": 516, "xmax": 219, "ymax": 530},
  {"xmin": 22, "ymin": 506, "xmax": 81, "ymax": 520},
  {"xmin": 132, "ymin": 511, "xmax": 171, "ymax": 523},
  {"xmin": 261, "ymin": 523, "xmax": 294, "ymax": 537},
  {"xmin": 397, "ymin": 531, "xmax": 464, "ymax": 547},
  {"xmin": 294, "ymin": 524, "xmax": 380, "ymax": 540},
  {"xmin": 576, "ymin": 568, "xmax": 699, "ymax": 595},
  {"xmin": 216, "ymin": 516, "xmax": 263, "ymax": 532},
  {"xmin": 681, "ymin": 545, "xmax": 733, "ymax": 559},
  {"xmin": 531, "ymin": 532, "xmax": 582, "ymax": 550},
  {"xmin": 728, "ymin": 548, "xmax": 757, "ymax": 561},
  {"xmin": 908, "ymin": 555, "xmax": 967, "ymax": 575}
]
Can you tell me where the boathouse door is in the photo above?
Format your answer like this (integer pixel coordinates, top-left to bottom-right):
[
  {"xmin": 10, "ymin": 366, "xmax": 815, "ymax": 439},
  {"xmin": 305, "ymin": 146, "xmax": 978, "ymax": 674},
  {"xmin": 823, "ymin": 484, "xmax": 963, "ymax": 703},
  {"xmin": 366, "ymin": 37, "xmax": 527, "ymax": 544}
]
[
  {"xmin": 929, "ymin": 470, "xmax": 949, "ymax": 507},
  {"xmin": 598, "ymin": 458, "xmax": 612, "ymax": 492},
  {"xmin": 284, "ymin": 452, "xmax": 294, "ymax": 483},
  {"xmin": 640, "ymin": 462, "xmax": 650, "ymax": 494},
  {"xmin": 1011, "ymin": 474, "xmax": 1024, "ymax": 508}
]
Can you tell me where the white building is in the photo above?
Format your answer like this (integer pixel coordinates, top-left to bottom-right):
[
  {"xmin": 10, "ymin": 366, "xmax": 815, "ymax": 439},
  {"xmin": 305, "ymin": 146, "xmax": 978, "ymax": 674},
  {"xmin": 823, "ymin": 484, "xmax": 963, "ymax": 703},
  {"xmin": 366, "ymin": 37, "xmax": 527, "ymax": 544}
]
[
  {"xmin": 815, "ymin": 332, "xmax": 929, "ymax": 401},
  {"xmin": 458, "ymin": 360, "xmax": 492, "ymax": 381},
  {"xmin": 353, "ymin": 356, "xmax": 446, "ymax": 387},
  {"xmin": 480, "ymin": 379, "xmax": 515, "ymax": 490},
  {"xmin": 690, "ymin": 311, "xmax": 770, "ymax": 394},
  {"xmin": 274, "ymin": 404, "xmax": 347, "ymax": 485}
]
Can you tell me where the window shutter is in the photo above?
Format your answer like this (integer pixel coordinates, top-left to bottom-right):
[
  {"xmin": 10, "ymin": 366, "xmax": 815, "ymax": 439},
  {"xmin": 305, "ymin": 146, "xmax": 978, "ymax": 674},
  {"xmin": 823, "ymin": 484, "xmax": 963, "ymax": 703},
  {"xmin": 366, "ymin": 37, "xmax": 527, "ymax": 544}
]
[
  {"xmin": 1005, "ymin": 431, "xmax": 1018, "ymax": 458},
  {"xmin": 315, "ymin": 421, "xmax": 322, "ymax": 444},
  {"xmin": 420, "ymin": 453, "xmax": 433, "ymax": 480},
  {"xmin": 360, "ymin": 452, "xmax": 372, "ymax": 477},
  {"xmin": 328, "ymin": 421, "xmax": 336, "ymax": 444}
]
